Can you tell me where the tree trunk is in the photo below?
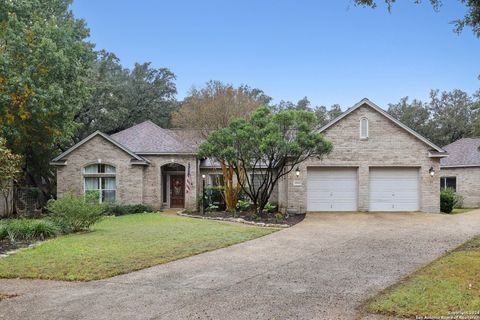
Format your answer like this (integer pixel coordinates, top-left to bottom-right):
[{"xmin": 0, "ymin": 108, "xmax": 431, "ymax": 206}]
[
  {"xmin": 220, "ymin": 161, "xmax": 246, "ymax": 213},
  {"xmin": 3, "ymin": 195, "xmax": 9, "ymax": 217}
]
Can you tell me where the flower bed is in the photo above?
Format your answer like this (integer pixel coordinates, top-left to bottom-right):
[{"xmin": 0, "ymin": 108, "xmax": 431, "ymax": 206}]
[{"xmin": 178, "ymin": 210, "xmax": 305, "ymax": 228}]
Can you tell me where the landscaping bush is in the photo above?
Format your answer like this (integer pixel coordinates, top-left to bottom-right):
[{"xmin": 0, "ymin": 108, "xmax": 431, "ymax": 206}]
[
  {"xmin": 206, "ymin": 204, "xmax": 219, "ymax": 212},
  {"xmin": 236, "ymin": 199, "xmax": 250, "ymax": 212},
  {"xmin": 197, "ymin": 186, "xmax": 226, "ymax": 212},
  {"xmin": 47, "ymin": 193, "xmax": 106, "ymax": 233},
  {"xmin": 0, "ymin": 219, "xmax": 59, "ymax": 242},
  {"xmin": 263, "ymin": 202, "xmax": 277, "ymax": 214},
  {"xmin": 274, "ymin": 213, "xmax": 284, "ymax": 224},
  {"xmin": 105, "ymin": 204, "xmax": 153, "ymax": 216},
  {"xmin": 454, "ymin": 192, "xmax": 464, "ymax": 209},
  {"xmin": 440, "ymin": 188, "xmax": 456, "ymax": 214}
]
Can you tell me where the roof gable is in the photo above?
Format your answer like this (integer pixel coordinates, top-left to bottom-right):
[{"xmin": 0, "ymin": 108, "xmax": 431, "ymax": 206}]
[
  {"xmin": 441, "ymin": 138, "xmax": 480, "ymax": 167},
  {"xmin": 318, "ymin": 98, "xmax": 446, "ymax": 153},
  {"xmin": 51, "ymin": 131, "xmax": 148, "ymax": 165}
]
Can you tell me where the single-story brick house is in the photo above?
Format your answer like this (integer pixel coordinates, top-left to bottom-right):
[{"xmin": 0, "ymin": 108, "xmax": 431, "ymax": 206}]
[
  {"xmin": 51, "ymin": 98, "xmax": 447, "ymax": 213},
  {"xmin": 440, "ymin": 138, "xmax": 480, "ymax": 208}
]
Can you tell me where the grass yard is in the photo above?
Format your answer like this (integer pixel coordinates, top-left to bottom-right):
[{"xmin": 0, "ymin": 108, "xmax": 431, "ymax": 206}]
[
  {"xmin": 452, "ymin": 208, "xmax": 478, "ymax": 214},
  {"xmin": 365, "ymin": 236, "xmax": 480, "ymax": 318},
  {"xmin": 0, "ymin": 213, "xmax": 276, "ymax": 281}
]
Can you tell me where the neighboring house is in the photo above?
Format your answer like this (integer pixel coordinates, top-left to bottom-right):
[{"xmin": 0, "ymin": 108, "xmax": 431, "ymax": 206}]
[
  {"xmin": 51, "ymin": 98, "xmax": 447, "ymax": 213},
  {"xmin": 440, "ymin": 138, "xmax": 480, "ymax": 208}
]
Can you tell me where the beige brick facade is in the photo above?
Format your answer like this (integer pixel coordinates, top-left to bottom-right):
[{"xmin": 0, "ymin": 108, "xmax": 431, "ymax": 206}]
[
  {"xmin": 142, "ymin": 155, "xmax": 199, "ymax": 210},
  {"xmin": 440, "ymin": 167, "xmax": 480, "ymax": 208},
  {"xmin": 55, "ymin": 102, "xmax": 442, "ymax": 213},
  {"xmin": 279, "ymin": 104, "xmax": 441, "ymax": 213},
  {"xmin": 56, "ymin": 136, "xmax": 144, "ymax": 204},
  {"xmin": 56, "ymin": 136, "xmax": 199, "ymax": 209}
]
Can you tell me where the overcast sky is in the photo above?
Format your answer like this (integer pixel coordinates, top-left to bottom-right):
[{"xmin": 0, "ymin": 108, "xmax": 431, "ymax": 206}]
[{"xmin": 71, "ymin": 0, "xmax": 480, "ymax": 109}]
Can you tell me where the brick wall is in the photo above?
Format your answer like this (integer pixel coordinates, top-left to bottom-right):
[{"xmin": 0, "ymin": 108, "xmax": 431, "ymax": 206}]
[
  {"xmin": 440, "ymin": 167, "xmax": 480, "ymax": 208},
  {"xmin": 279, "ymin": 104, "xmax": 441, "ymax": 213},
  {"xmin": 56, "ymin": 135, "xmax": 144, "ymax": 204},
  {"xmin": 142, "ymin": 155, "xmax": 198, "ymax": 210}
]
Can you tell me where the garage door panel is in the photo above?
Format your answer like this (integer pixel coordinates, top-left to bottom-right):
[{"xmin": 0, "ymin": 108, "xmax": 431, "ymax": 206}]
[
  {"xmin": 307, "ymin": 168, "xmax": 357, "ymax": 211},
  {"xmin": 369, "ymin": 168, "xmax": 419, "ymax": 212}
]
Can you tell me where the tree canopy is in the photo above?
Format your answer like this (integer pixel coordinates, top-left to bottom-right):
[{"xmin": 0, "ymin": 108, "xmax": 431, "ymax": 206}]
[
  {"xmin": 172, "ymin": 80, "xmax": 271, "ymax": 138},
  {"xmin": 198, "ymin": 107, "xmax": 333, "ymax": 213},
  {"xmin": 172, "ymin": 80, "xmax": 271, "ymax": 211},
  {"xmin": 271, "ymin": 97, "xmax": 343, "ymax": 126},
  {"xmin": 387, "ymin": 89, "xmax": 479, "ymax": 146},
  {"xmin": 0, "ymin": 0, "xmax": 94, "ymax": 194},
  {"xmin": 73, "ymin": 51, "xmax": 178, "ymax": 142},
  {"xmin": 353, "ymin": 0, "xmax": 480, "ymax": 37}
]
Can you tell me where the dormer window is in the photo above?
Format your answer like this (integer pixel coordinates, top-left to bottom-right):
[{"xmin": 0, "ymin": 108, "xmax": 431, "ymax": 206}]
[{"xmin": 360, "ymin": 117, "xmax": 369, "ymax": 139}]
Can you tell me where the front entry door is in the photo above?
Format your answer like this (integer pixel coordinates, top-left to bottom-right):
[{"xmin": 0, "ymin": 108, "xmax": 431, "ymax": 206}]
[{"xmin": 170, "ymin": 175, "xmax": 185, "ymax": 208}]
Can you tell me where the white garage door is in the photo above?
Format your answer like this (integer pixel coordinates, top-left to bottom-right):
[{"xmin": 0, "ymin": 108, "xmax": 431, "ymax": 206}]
[
  {"xmin": 307, "ymin": 168, "xmax": 358, "ymax": 211},
  {"xmin": 369, "ymin": 168, "xmax": 419, "ymax": 211}
]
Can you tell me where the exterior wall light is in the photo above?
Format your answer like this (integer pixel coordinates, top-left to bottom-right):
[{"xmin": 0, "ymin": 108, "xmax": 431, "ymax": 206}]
[
  {"xmin": 429, "ymin": 167, "xmax": 435, "ymax": 177},
  {"xmin": 295, "ymin": 167, "xmax": 300, "ymax": 177}
]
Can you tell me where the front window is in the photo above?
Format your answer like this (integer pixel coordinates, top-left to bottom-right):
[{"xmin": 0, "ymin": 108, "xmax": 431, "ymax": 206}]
[
  {"xmin": 440, "ymin": 176, "xmax": 456, "ymax": 191},
  {"xmin": 84, "ymin": 164, "xmax": 116, "ymax": 203}
]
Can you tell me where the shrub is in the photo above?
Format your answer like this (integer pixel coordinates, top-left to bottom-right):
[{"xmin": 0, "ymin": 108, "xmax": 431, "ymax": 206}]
[
  {"xmin": 206, "ymin": 204, "xmax": 219, "ymax": 212},
  {"xmin": 251, "ymin": 214, "xmax": 260, "ymax": 222},
  {"xmin": 453, "ymin": 193, "xmax": 464, "ymax": 209},
  {"xmin": 205, "ymin": 186, "xmax": 226, "ymax": 210},
  {"xmin": 263, "ymin": 202, "xmax": 277, "ymax": 214},
  {"xmin": 274, "ymin": 213, "xmax": 284, "ymax": 223},
  {"xmin": 440, "ymin": 188, "xmax": 456, "ymax": 214},
  {"xmin": 0, "ymin": 219, "xmax": 59, "ymax": 242},
  {"xmin": 105, "ymin": 204, "xmax": 153, "ymax": 216},
  {"xmin": 236, "ymin": 199, "xmax": 250, "ymax": 212},
  {"xmin": 47, "ymin": 193, "xmax": 106, "ymax": 233}
]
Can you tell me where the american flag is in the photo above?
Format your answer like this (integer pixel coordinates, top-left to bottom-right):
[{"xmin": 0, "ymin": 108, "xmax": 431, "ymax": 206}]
[{"xmin": 186, "ymin": 162, "xmax": 191, "ymax": 193}]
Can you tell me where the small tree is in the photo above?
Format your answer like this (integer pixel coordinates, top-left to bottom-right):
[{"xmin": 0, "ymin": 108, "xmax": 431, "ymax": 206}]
[
  {"xmin": 0, "ymin": 137, "xmax": 22, "ymax": 216},
  {"xmin": 172, "ymin": 81, "xmax": 271, "ymax": 211},
  {"xmin": 199, "ymin": 107, "xmax": 333, "ymax": 214}
]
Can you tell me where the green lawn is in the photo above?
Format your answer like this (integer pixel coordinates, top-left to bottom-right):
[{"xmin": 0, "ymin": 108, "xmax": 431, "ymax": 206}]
[
  {"xmin": 365, "ymin": 236, "xmax": 480, "ymax": 318},
  {"xmin": 452, "ymin": 208, "xmax": 478, "ymax": 214},
  {"xmin": 0, "ymin": 213, "xmax": 275, "ymax": 281}
]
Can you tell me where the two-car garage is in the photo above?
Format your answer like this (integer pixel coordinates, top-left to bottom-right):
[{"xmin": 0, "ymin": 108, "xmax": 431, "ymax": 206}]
[{"xmin": 306, "ymin": 167, "xmax": 420, "ymax": 212}]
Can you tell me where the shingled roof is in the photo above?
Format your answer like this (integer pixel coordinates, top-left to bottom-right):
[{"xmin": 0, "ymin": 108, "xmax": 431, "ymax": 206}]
[
  {"xmin": 110, "ymin": 120, "xmax": 202, "ymax": 154},
  {"xmin": 441, "ymin": 138, "xmax": 480, "ymax": 167}
]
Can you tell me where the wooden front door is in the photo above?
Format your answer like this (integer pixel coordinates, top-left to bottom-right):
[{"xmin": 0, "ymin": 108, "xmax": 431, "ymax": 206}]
[{"xmin": 170, "ymin": 175, "xmax": 185, "ymax": 208}]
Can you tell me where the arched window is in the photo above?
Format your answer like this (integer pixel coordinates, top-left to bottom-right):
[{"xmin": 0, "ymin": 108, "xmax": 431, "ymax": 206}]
[
  {"xmin": 360, "ymin": 117, "xmax": 368, "ymax": 139},
  {"xmin": 83, "ymin": 164, "xmax": 116, "ymax": 203}
]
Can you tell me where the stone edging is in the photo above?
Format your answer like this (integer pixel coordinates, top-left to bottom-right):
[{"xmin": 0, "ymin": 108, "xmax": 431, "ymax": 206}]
[
  {"xmin": 177, "ymin": 212, "xmax": 290, "ymax": 228},
  {"xmin": 0, "ymin": 241, "xmax": 43, "ymax": 258}
]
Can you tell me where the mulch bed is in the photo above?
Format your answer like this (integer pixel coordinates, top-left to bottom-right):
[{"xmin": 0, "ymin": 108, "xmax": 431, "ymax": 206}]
[
  {"xmin": 190, "ymin": 211, "xmax": 305, "ymax": 226},
  {"xmin": 0, "ymin": 240, "xmax": 33, "ymax": 255}
]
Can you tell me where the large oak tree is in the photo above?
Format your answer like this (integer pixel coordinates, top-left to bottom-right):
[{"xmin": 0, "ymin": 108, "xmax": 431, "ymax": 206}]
[
  {"xmin": 73, "ymin": 51, "xmax": 178, "ymax": 142},
  {"xmin": 0, "ymin": 0, "xmax": 94, "ymax": 196}
]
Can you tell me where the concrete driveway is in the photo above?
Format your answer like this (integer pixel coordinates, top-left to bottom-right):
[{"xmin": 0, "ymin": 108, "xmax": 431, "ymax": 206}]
[{"xmin": 1, "ymin": 211, "xmax": 480, "ymax": 320}]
